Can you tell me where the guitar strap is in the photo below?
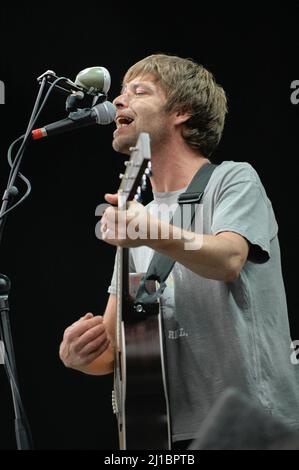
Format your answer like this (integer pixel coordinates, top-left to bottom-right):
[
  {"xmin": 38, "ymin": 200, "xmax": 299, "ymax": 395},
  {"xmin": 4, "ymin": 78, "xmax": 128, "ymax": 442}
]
[{"xmin": 135, "ymin": 162, "xmax": 217, "ymax": 306}]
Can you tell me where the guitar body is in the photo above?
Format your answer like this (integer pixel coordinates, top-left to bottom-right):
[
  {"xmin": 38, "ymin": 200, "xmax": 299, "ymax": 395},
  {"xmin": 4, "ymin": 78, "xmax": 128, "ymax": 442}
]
[
  {"xmin": 112, "ymin": 133, "xmax": 171, "ymax": 450},
  {"xmin": 114, "ymin": 273, "xmax": 171, "ymax": 450}
]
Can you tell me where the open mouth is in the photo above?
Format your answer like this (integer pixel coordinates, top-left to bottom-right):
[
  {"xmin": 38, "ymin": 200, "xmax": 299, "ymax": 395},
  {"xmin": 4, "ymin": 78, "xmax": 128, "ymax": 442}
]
[{"xmin": 116, "ymin": 116, "xmax": 134, "ymax": 128}]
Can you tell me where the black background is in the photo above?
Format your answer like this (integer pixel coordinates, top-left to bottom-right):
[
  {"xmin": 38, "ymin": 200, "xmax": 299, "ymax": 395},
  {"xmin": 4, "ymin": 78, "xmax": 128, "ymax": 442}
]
[{"xmin": 0, "ymin": 5, "xmax": 298, "ymax": 450}]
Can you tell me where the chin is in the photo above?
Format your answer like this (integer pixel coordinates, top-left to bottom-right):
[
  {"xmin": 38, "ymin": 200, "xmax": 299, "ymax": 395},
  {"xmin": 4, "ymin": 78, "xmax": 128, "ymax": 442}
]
[
  {"xmin": 112, "ymin": 138, "xmax": 130, "ymax": 155},
  {"xmin": 112, "ymin": 133, "xmax": 136, "ymax": 155}
]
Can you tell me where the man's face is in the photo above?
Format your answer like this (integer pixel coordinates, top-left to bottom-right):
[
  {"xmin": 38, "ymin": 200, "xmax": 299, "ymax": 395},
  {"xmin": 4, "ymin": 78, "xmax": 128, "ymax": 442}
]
[{"xmin": 112, "ymin": 73, "xmax": 174, "ymax": 155}]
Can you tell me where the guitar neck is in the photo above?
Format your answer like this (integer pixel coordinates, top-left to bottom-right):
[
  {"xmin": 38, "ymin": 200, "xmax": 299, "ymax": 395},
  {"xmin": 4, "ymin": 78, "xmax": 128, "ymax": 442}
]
[{"xmin": 117, "ymin": 245, "xmax": 130, "ymax": 304}]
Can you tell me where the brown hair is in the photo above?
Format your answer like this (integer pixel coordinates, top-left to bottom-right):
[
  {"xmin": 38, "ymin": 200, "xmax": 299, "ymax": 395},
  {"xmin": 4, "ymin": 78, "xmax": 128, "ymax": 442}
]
[{"xmin": 124, "ymin": 54, "xmax": 228, "ymax": 158}]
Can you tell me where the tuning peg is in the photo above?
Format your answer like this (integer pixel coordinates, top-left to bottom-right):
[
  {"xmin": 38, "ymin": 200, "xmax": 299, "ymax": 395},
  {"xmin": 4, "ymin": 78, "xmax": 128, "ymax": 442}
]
[
  {"xmin": 119, "ymin": 173, "xmax": 124, "ymax": 179},
  {"xmin": 145, "ymin": 161, "xmax": 152, "ymax": 177},
  {"xmin": 141, "ymin": 174, "xmax": 147, "ymax": 191},
  {"xmin": 134, "ymin": 186, "xmax": 142, "ymax": 202}
]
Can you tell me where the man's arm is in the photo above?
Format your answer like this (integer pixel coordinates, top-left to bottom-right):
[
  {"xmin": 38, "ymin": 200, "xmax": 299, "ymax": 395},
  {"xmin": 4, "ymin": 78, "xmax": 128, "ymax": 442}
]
[
  {"xmin": 101, "ymin": 196, "xmax": 249, "ymax": 283},
  {"xmin": 59, "ymin": 294, "xmax": 116, "ymax": 375},
  {"xmin": 149, "ymin": 227, "xmax": 249, "ymax": 282}
]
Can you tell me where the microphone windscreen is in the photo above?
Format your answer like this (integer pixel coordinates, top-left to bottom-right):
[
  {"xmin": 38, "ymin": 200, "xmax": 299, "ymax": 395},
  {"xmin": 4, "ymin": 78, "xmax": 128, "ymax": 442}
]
[
  {"xmin": 75, "ymin": 66, "xmax": 111, "ymax": 94},
  {"xmin": 93, "ymin": 101, "xmax": 116, "ymax": 125}
]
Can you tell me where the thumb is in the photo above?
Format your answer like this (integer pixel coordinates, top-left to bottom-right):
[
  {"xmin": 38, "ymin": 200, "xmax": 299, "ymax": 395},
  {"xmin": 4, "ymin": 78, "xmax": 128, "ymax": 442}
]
[
  {"xmin": 83, "ymin": 312, "xmax": 94, "ymax": 320},
  {"xmin": 104, "ymin": 193, "xmax": 118, "ymax": 205}
]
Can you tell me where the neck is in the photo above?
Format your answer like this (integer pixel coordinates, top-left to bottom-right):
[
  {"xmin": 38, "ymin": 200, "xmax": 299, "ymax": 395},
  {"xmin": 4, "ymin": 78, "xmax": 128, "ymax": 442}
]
[{"xmin": 150, "ymin": 142, "xmax": 210, "ymax": 192}]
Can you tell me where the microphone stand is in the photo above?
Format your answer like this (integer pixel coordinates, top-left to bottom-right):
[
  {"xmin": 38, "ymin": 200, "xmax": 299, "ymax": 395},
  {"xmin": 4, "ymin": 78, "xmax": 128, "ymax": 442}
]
[
  {"xmin": 0, "ymin": 188, "xmax": 33, "ymax": 449},
  {"xmin": 0, "ymin": 72, "xmax": 76, "ymax": 451},
  {"xmin": 0, "ymin": 70, "xmax": 92, "ymax": 450},
  {"xmin": 0, "ymin": 274, "xmax": 32, "ymax": 450},
  {"xmin": 0, "ymin": 68, "xmax": 109, "ymax": 450},
  {"xmin": 0, "ymin": 78, "xmax": 46, "ymax": 450}
]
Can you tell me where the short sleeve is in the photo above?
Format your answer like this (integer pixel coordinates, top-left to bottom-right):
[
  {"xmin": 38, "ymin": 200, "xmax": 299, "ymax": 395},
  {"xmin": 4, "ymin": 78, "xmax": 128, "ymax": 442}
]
[{"xmin": 211, "ymin": 163, "xmax": 278, "ymax": 263}]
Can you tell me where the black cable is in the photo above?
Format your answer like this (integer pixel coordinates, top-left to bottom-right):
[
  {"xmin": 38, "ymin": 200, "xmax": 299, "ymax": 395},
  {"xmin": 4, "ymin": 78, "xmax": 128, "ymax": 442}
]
[
  {"xmin": 7, "ymin": 77, "xmax": 47, "ymax": 187},
  {"xmin": 7, "ymin": 76, "xmax": 69, "ymax": 188},
  {"xmin": 0, "ymin": 76, "xmax": 70, "ymax": 222},
  {"xmin": 7, "ymin": 135, "xmax": 25, "ymax": 168},
  {"xmin": 0, "ymin": 321, "xmax": 33, "ymax": 449},
  {"xmin": 0, "ymin": 136, "xmax": 31, "ymax": 220},
  {"xmin": 0, "ymin": 74, "xmax": 73, "ymax": 449}
]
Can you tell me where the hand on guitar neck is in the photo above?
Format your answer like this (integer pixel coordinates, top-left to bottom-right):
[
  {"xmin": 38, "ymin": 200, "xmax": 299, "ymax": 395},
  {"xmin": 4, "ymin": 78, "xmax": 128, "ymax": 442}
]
[{"xmin": 100, "ymin": 192, "xmax": 160, "ymax": 249}]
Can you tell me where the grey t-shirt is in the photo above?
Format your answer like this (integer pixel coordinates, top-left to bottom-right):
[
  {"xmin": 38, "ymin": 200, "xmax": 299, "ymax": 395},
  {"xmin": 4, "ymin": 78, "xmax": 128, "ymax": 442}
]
[{"xmin": 108, "ymin": 161, "xmax": 299, "ymax": 442}]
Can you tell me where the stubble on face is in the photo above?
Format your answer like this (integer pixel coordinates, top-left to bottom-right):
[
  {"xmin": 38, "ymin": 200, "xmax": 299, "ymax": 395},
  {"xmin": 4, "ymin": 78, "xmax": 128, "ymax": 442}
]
[
  {"xmin": 112, "ymin": 75, "xmax": 170, "ymax": 155},
  {"xmin": 112, "ymin": 132, "xmax": 137, "ymax": 155}
]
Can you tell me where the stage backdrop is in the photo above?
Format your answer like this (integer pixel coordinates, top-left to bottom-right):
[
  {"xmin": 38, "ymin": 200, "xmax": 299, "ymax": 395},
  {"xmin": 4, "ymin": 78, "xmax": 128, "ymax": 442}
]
[{"xmin": 0, "ymin": 6, "xmax": 298, "ymax": 449}]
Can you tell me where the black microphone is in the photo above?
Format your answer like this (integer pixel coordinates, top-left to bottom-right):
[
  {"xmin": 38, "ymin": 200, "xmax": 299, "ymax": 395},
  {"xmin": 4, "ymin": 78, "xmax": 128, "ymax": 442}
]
[{"xmin": 31, "ymin": 101, "xmax": 116, "ymax": 140}]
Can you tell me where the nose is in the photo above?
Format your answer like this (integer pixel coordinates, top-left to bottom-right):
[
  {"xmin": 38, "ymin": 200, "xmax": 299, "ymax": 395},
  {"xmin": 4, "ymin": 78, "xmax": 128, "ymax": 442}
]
[{"xmin": 113, "ymin": 92, "xmax": 129, "ymax": 109}]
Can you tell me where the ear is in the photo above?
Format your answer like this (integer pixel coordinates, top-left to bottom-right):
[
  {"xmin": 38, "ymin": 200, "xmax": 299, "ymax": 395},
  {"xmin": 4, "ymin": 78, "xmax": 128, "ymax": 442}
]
[{"xmin": 173, "ymin": 110, "xmax": 191, "ymax": 126}]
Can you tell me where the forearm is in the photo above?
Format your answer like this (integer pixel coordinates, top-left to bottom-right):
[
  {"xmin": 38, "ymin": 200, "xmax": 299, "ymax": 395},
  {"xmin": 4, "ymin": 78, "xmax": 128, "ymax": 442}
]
[
  {"xmin": 76, "ymin": 344, "xmax": 114, "ymax": 376},
  {"xmin": 147, "ymin": 221, "xmax": 247, "ymax": 282},
  {"xmin": 60, "ymin": 295, "xmax": 117, "ymax": 376},
  {"xmin": 77, "ymin": 294, "xmax": 116, "ymax": 375}
]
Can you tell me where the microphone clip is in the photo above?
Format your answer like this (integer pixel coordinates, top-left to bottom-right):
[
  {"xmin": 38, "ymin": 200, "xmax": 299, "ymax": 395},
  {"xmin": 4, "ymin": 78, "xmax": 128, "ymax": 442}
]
[
  {"xmin": 37, "ymin": 70, "xmax": 107, "ymax": 112},
  {"xmin": 37, "ymin": 70, "xmax": 84, "ymax": 96},
  {"xmin": 65, "ymin": 92, "xmax": 107, "ymax": 113}
]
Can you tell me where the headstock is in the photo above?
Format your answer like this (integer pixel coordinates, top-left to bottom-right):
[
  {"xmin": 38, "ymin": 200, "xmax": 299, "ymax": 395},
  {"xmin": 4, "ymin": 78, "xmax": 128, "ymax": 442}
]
[{"xmin": 118, "ymin": 133, "xmax": 151, "ymax": 208}]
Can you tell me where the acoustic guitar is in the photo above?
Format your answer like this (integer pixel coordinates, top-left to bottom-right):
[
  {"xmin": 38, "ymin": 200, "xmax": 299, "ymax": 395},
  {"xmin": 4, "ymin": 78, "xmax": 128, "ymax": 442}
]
[{"xmin": 112, "ymin": 132, "xmax": 171, "ymax": 450}]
